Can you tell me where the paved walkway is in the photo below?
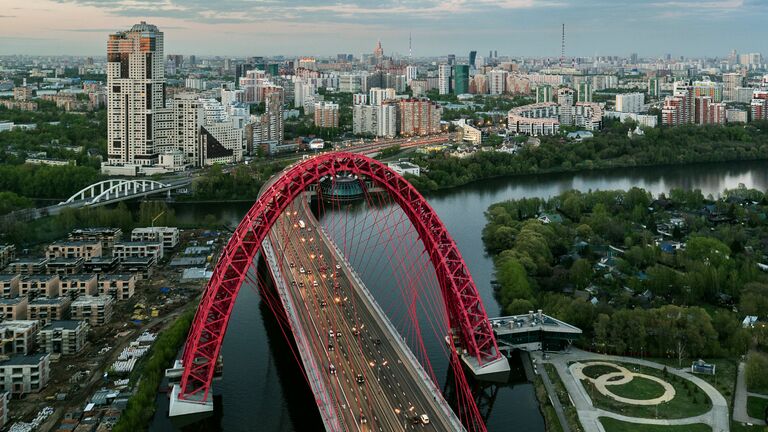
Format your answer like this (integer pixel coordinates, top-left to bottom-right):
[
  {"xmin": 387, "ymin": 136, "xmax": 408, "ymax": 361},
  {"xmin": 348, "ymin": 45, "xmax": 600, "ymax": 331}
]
[
  {"xmin": 571, "ymin": 361, "xmax": 676, "ymax": 406},
  {"xmin": 545, "ymin": 349, "xmax": 729, "ymax": 432},
  {"xmin": 536, "ymin": 356, "xmax": 572, "ymax": 432},
  {"xmin": 734, "ymin": 362, "xmax": 767, "ymax": 426}
]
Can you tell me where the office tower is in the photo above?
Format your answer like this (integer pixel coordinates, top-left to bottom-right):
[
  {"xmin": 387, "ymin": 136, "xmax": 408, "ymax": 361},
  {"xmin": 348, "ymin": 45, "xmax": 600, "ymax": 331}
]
[
  {"xmin": 314, "ymin": 102, "xmax": 339, "ymax": 128},
  {"xmin": 722, "ymin": 73, "xmax": 743, "ymax": 102},
  {"xmin": 615, "ymin": 93, "xmax": 645, "ymax": 113},
  {"xmin": 469, "ymin": 51, "xmax": 477, "ymax": 69},
  {"xmin": 488, "ymin": 69, "xmax": 508, "ymax": 95},
  {"xmin": 438, "ymin": 64, "xmax": 452, "ymax": 95},
  {"xmin": 577, "ymin": 81, "xmax": 593, "ymax": 103},
  {"xmin": 267, "ymin": 63, "xmax": 279, "ymax": 76},
  {"xmin": 447, "ymin": 54, "xmax": 456, "ymax": 66},
  {"xmin": 536, "ymin": 85, "xmax": 552, "ymax": 103},
  {"xmin": 399, "ymin": 98, "xmax": 442, "ymax": 136},
  {"xmin": 648, "ymin": 77, "xmax": 660, "ymax": 98},
  {"xmin": 630, "ymin": 53, "xmax": 638, "ymax": 64},
  {"xmin": 188, "ymin": 55, "xmax": 196, "ymax": 66},
  {"xmin": 453, "ymin": 65, "xmax": 469, "ymax": 95},
  {"xmin": 106, "ymin": 22, "xmax": 165, "ymax": 167}
]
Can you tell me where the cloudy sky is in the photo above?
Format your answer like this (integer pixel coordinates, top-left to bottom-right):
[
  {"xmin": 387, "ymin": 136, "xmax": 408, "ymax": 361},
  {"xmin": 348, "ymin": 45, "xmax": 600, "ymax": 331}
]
[{"xmin": 1, "ymin": 0, "xmax": 766, "ymax": 58}]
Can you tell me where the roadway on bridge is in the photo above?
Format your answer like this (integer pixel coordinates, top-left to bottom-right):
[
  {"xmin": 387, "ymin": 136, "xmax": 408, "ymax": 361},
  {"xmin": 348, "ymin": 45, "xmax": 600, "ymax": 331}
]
[{"xmin": 267, "ymin": 198, "xmax": 460, "ymax": 432}]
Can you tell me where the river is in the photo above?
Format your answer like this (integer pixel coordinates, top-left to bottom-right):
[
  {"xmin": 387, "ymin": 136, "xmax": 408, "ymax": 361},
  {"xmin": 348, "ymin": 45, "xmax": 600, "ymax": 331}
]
[{"xmin": 151, "ymin": 160, "xmax": 768, "ymax": 432}]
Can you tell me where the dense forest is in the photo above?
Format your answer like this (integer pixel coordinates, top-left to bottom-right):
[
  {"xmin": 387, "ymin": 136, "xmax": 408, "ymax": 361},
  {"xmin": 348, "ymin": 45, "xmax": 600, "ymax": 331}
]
[{"xmin": 482, "ymin": 186, "xmax": 768, "ymax": 361}]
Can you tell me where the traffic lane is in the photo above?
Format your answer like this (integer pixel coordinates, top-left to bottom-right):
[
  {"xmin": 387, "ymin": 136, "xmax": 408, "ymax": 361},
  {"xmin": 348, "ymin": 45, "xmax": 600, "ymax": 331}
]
[
  {"xmin": 285, "ymin": 230, "xmax": 399, "ymax": 432},
  {"xmin": 279, "ymin": 228, "xmax": 389, "ymax": 431},
  {"xmin": 304, "ymin": 223, "xmax": 445, "ymax": 430},
  {"xmin": 270, "ymin": 228, "xmax": 363, "ymax": 431}
]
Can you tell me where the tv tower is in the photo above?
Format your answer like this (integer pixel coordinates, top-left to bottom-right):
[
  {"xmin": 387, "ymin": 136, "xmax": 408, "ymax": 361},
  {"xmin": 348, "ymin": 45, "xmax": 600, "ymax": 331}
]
[
  {"xmin": 560, "ymin": 23, "xmax": 565, "ymax": 68},
  {"xmin": 409, "ymin": 32, "xmax": 412, "ymax": 62}
]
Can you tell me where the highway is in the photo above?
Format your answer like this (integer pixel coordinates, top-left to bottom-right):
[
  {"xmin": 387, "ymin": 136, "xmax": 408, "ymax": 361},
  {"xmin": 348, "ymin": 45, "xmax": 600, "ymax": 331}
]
[{"xmin": 266, "ymin": 198, "xmax": 463, "ymax": 432}]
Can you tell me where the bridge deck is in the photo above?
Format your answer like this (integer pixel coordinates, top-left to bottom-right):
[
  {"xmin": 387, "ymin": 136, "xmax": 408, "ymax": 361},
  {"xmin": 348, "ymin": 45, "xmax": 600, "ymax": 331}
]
[{"xmin": 266, "ymin": 197, "xmax": 463, "ymax": 431}]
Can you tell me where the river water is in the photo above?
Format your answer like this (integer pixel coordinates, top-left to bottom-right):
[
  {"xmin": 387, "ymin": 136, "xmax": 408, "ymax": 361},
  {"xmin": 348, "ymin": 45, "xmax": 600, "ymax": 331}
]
[{"xmin": 152, "ymin": 160, "xmax": 768, "ymax": 432}]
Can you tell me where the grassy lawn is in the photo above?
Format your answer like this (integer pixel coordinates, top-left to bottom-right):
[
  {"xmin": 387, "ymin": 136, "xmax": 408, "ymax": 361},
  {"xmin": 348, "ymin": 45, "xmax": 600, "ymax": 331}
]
[
  {"xmin": 582, "ymin": 362, "xmax": 711, "ymax": 419},
  {"xmin": 747, "ymin": 396, "xmax": 768, "ymax": 420},
  {"xmin": 599, "ymin": 417, "xmax": 710, "ymax": 432},
  {"xmin": 582, "ymin": 364, "xmax": 622, "ymax": 379},
  {"xmin": 609, "ymin": 376, "xmax": 668, "ymax": 400}
]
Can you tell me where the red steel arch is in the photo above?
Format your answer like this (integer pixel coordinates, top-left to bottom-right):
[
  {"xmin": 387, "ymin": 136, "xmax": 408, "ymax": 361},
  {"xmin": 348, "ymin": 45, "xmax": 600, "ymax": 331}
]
[{"xmin": 178, "ymin": 152, "xmax": 501, "ymax": 402}]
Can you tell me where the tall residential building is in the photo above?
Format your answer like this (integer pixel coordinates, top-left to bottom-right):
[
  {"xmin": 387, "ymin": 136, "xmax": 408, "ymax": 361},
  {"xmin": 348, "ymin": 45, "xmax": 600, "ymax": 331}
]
[
  {"xmin": 438, "ymin": 64, "xmax": 452, "ymax": 95},
  {"xmin": 399, "ymin": 98, "xmax": 442, "ymax": 136},
  {"xmin": 353, "ymin": 104, "xmax": 377, "ymax": 136},
  {"xmin": 648, "ymin": 77, "xmax": 660, "ymax": 98},
  {"xmin": 615, "ymin": 92, "xmax": 645, "ymax": 113},
  {"xmin": 577, "ymin": 82, "xmax": 593, "ymax": 103},
  {"xmin": 454, "ymin": 65, "xmax": 470, "ymax": 95},
  {"xmin": 376, "ymin": 103, "xmax": 398, "ymax": 138},
  {"xmin": 662, "ymin": 91, "xmax": 690, "ymax": 126},
  {"xmin": 752, "ymin": 90, "xmax": 768, "ymax": 121},
  {"xmin": 536, "ymin": 85, "xmax": 553, "ymax": 103},
  {"xmin": 314, "ymin": 102, "xmax": 339, "ymax": 128},
  {"xmin": 369, "ymin": 87, "xmax": 396, "ymax": 106},
  {"xmin": 722, "ymin": 73, "xmax": 743, "ymax": 102},
  {"xmin": 557, "ymin": 88, "xmax": 575, "ymax": 126},
  {"xmin": 106, "ymin": 22, "xmax": 165, "ymax": 167},
  {"xmin": 405, "ymin": 66, "xmax": 418, "ymax": 84},
  {"xmin": 247, "ymin": 90, "xmax": 285, "ymax": 155},
  {"xmin": 488, "ymin": 70, "xmax": 508, "ymax": 95}
]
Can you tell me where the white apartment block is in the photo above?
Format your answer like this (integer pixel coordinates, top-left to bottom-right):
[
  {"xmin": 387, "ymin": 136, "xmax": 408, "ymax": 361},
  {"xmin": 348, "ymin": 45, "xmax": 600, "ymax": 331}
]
[
  {"xmin": 488, "ymin": 70, "xmax": 508, "ymax": 95},
  {"xmin": 0, "ymin": 320, "xmax": 39, "ymax": 355},
  {"xmin": 37, "ymin": 320, "xmax": 88, "ymax": 355},
  {"xmin": 438, "ymin": 64, "xmax": 452, "ymax": 95},
  {"xmin": 113, "ymin": 242, "xmax": 163, "ymax": 261},
  {"xmin": 376, "ymin": 104, "xmax": 398, "ymax": 138},
  {"xmin": 70, "ymin": 296, "xmax": 114, "ymax": 326},
  {"xmin": 368, "ymin": 87, "xmax": 396, "ymax": 106},
  {"xmin": 314, "ymin": 102, "xmax": 339, "ymax": 128},
  {"xmin": 131, "ymin": 227, "xmax": 180, "ymax": 251},
  {"xmin": 0, "ymin": 353, "xmax": 50, "ymax": 396},
  {"xmin": 615, "ymin": 92, "xmax": 645, "ymax": 113}
]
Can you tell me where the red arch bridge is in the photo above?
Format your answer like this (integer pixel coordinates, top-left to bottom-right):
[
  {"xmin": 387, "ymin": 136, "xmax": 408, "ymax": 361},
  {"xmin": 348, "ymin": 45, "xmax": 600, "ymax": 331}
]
[{"xmin": 166, "ymin": 152, "xmax": 509, "ymax": 431}]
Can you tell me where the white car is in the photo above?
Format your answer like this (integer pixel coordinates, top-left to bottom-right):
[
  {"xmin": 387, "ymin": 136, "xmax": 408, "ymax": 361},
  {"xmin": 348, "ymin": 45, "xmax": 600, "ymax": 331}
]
[
  {"xmin": 420, "ymin": 414, "xmax": 430, "ymax": 424},
  {"xmin": 300, "ymin": 267, "xmax": 305, "ymax": 274},
  {"xmin": 335, "ymin": 264, "xmax": 341, "ymax": 270}
]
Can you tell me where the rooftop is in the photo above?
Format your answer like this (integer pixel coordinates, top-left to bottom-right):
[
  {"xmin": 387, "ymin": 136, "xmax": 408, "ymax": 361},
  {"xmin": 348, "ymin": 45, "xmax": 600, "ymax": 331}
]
[
  {"xmin": 98, "ymin": 274, "xmax": 135, "ymax": 281},
  {"xmin": 72, "ymin": 295, "xmax": 113, "ymax": 306},
  {"xmin": 29, "ymin": 297, "xmax": 70, "ymax": 306},
  {"xmin": 0, "ymin": 274, "xmax": 20, "ymax": 281},
  {"xmin": 49, "ymin": 241, "xmax": 100, "ymax": 247},
  {"xmin": 43, "ymin": 320, "xmax": 86, "ymax": 331},
  {"xmin": 490, "ymin": 311, "xmax": 582, "ymax": 336},
  {"xmin": 0, "ymin": 353, "xmax": 48, "ymax": 366},
  {"xmin": 0, "ymin": 297, "xmax": 27, "ymax": 305}
]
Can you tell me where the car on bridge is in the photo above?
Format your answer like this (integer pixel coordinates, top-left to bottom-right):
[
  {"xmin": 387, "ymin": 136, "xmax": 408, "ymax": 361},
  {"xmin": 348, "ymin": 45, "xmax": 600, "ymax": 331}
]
[{"xmin": 356, "ymin": 374, "xmax": 365, "ymax": 384}]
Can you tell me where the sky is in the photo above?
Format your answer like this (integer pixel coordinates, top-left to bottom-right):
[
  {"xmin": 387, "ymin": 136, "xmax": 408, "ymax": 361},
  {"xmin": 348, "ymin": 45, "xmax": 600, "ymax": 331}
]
[{"xmin": 1, "ymin": 0, "xmax": 766, "ymax": 58}]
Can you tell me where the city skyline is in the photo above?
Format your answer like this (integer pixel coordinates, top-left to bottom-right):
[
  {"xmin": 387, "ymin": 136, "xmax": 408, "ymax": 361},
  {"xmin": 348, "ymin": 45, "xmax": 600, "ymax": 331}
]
[{"xmin": 1, "ymin": 0, "xmax": 767, "ymax": 57}]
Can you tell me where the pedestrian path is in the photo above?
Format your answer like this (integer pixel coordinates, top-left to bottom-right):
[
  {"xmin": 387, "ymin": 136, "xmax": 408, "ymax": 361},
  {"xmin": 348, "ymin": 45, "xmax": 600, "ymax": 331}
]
[{"xmin": 734, "ymin": 362, "xmax": 767, "ymax": 426}]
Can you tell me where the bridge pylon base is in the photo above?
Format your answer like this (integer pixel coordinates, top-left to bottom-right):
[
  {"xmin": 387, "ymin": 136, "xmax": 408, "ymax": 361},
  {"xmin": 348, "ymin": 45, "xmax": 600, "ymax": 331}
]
[
  {"xmin": 168, "ymin": 384, "xmax": 213, "ymax": 420},
  {"xmin": 461, "ymin": 354, "xmax": 510, "ymax": 383}
]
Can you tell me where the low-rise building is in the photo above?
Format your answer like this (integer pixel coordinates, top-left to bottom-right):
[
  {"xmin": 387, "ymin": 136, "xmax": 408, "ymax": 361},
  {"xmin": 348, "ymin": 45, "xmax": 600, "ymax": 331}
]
[
  {"xmin": 19, "ymin": 274, "xmax": 60, "ymax": 298},
  {"xmin": 0, "ymin": 353, "xmax": 51, "ymax": 396},
  {"xmin": 59, "ymin": 274, "xmax": 98, "ymax": 297},
  {"xmin": 0, "ymin": 297, "xmax": 28, "ymax": 320},
  {"xmin": 98, "ymin": 274, "xmax": 136, "ymax": 300},
  {"xmin": 82, "ymin": 257, "xmax": 119, "ymax": 273},
  {"xmin": 120, "ymin": 257, "xmax": 155, "ymax": 280},
  {"xmin": 4, "ymin": 257, "xmax": 48, "ymax": 275},
  {"xmin": 46, "ymin": 257, "xmax": 84, "ymax": 275},
  {"xmin": 0, "ymin": 275, "xmax": 20, "ymax": 298},
  {"xmin": 69, "ymin": 228, "xmax": 122, "ymax": 248},
  {"xmin": 70, "ymin": 296, "xmax": 114, "ymax": 326},
  {"xmin": 0, "ymin": 320, "xmax": 39, "ymax": 355},
  {"xmin": 46, "ymin": 241, "xmax": 102, "ymax": 260},
  {"xmin": 131, "ymin": 227, "xmax": 179, "ymax": 252},
  {"xmin": 113, "ymin": 242, "xmax": 163, "ymax": 261},
  {"xmin": 0, "ymin": 245, "xmax": 15, "ymax": 269},
  {"xmin": 38, "ymin": 320, "xmax": 88, "ymax": 355},
  {"xmin": 387, "ymin": 161, "xmax": 421, "ymax": 177},
  {"xmin": 28, "ymin": 297, "xmax": 71, "ymax": 324}
]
